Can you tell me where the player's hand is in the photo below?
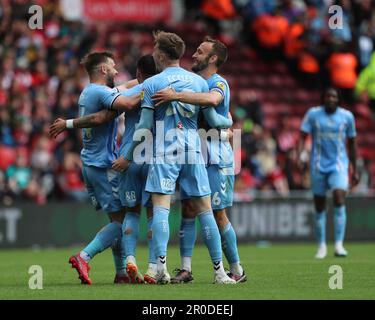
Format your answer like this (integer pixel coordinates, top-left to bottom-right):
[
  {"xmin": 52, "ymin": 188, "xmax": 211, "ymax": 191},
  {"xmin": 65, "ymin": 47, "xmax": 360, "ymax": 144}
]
[
  {"xmin": 112, "ymin": 156, "xmax": 130, "ymax": 172},
  {"xmin": 351, "ymin": 170, "xmax": 360, "ymax": 187},
  {"xmin": 49, "ymin": 118, "xmax": 67, "ymax": 139},
  {"xmin": 227, "ymin": 128, "xmax": 234, "ymax": 139},
  {"xmin": 152, "ymin": 87, "xmax": 177, "ymax": 107},
  {"xmin": 297, "ymin": 150, "xmax": 308, "ymax": 171}
]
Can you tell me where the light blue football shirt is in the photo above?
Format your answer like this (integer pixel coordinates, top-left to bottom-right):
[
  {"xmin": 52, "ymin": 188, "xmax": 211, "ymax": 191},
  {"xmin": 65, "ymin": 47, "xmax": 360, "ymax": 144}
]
[
  {"xmin": 119, "ymin": 84, "xmax": 143, "ymax": 157},
  {"xmin": 78, "ymin": 83, "xmax": 120, "ymax": 168},
  {"xmin": 206, "ymin": 73, "xmax": 230, "ymax": 117},
  {"xmin": 301, "ymin": 106, "xmax": 356, "ymax": 173},
  {"xmin": 205, "ymin": 73, "xmax": 233, "ymax": 168},
  {"xmin": 141, "ymin": 66, "xmax": 209, "ymax": 157}
]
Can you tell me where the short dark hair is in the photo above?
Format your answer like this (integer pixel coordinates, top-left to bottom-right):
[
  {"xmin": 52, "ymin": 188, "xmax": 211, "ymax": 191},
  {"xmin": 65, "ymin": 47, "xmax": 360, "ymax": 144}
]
[
  {"xmin": 153, "ymin": 30, "xmax": 185, "ymax": 60},
  {"xmin": 137, "ymin": 54, "xmax": 157, "ymax": 77},
  {"xmin": 203, "ymin": 36, "xmax": 228, "ymax": 69},
  {"xmin": 81, "ymin": 51, "xmax": 114, "ymax": 76}
]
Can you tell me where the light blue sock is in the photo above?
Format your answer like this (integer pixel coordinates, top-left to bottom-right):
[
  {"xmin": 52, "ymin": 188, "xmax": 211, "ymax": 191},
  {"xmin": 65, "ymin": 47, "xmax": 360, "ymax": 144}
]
[
  {"xmin": 315, "ymin": 211, "xmax": 326, "ymax": 245},
  {"xmin": 179, "ymin": 218, "xmax": 196, "ymax": 258},
  {"xmin": 220, "ymin": 222, "xmax": 240, "ymax": 264},
  {"xmin": 147, "ymin": 217, "xmax": 157, "ymax": 264},
  {"xmin": 152, "ymin": 206, "xmax": 170, "ymax": 257},
  {"xmin": 334, "ymin": 205, "xmax": 346, "ymax": 243},
  {"xmin": 198, "ymin": 210, "xmax": 222, "ymax": 264},
  {"xmin": 111, "ymin": 235, "xmax": 126, "ymax": 274},
  {"xmin": 83, "ymin": 221, "xmax": 122, "ymax": 259},
  {"xmin": 122, "ymin": 212, "xmax": 140, "ymax": 258}
]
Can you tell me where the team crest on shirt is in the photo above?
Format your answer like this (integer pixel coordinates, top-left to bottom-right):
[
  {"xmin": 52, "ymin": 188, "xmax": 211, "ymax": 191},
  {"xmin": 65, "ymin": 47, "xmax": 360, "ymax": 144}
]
[{"xmin": 216, "ymin": 81, "xmax": 226, "ymax": 92}]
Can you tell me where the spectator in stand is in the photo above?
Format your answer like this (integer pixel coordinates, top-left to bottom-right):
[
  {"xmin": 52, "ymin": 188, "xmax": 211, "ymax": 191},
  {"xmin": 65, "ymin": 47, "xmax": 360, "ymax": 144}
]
[
  {"xmin": 280, "ymin": 0, "xmax": 307, "ymax": 24},
  {"xmin": 57, "ymin": 152, "xmax": 87, "ymax": 202},
  {"xmin": 253, "ymin": 128, "xmax": 290, "ymax": 196},
  {"xmin": 252, "ymin": 8, "xmax": 289, "ymax": 59},
  {"xmin": 357, "ymin": 20, "xmax": 374, "ymax": 68},
  {"xmin": 200, "ymin": 0, "xmax": 237, "ymax": 35},
  {"xmin": 355, "ymin": 52, "xmax": 375, "ymax": 118},
  {"xmin": 326, "ymin": 44, "xmax": 358, "ymax": 104},
  {"xmin": 5, "ymin": 150, "xmax": 45, "ymax": 203},
  {"xmin": 238, "ymin": 90, "xmax": 264, "ymax": 127}
]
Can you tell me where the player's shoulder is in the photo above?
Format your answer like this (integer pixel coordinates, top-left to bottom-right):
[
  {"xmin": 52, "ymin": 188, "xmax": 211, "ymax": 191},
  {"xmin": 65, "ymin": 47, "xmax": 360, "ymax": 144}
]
[
  {"xmin": 208, "ymin": 73, "xmax": 229, "ymax": 91},
  {"xmin": 121, "ymin": 83, "xmax": 143, "ymax": 96},
  {"xmin": 182, "ymin": 69, "xmax": 208, "ymax": 90},
  {"xmin": 337, "ymin": 106, "xmax": 355, "ymax": 118},
  {"xmin": 210, "ymin": 73, "xmax": 228, "ymax": 84},
  {"xmin": 306, "ymin": 106, "xmax": 323, "ymax": 116},
  {"xmin": 183, "ymin": 69, "xmax": 205, "ymax": 83},
  {"xmin": 143, "ymin": 73, "xmax": 168, "ymax": 90}
]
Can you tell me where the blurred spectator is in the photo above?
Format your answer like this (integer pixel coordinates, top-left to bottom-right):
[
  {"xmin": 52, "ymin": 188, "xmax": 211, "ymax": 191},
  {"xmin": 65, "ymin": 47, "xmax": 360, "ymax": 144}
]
[
  {"xmin": 237, "ymin": 90, "xmax": 264, "ymax": 127},
  {"xmin": 326, "ymin": 45, "xmax": 358, "ymax": 104},
  {"xmin": 252, "ymin": 10, "xmax": 289, "ymax": 52},
  {"xmin": 57, "ymin": 152, "xmax": 87, "ymax": 202},
  {"xmin": 357, "ymin": 20, "xmax": 374, "ymax": 68},
  {"xmin": 355, "ymin": 52, "xmax": 375, "ymax": 118}
]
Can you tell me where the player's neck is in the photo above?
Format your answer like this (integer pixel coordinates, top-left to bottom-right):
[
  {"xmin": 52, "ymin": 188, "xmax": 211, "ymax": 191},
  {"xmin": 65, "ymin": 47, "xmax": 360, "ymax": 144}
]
[
  {"xmin": 90, "ymin": 76, "xmax": 107, "ymax": 86},
  {"xmin": 162, "ymin": 60, "xmax": 180, "ymax": 71},
  {"xmin": 199, "ymin": 66, "xmax": 217, "ymax": 80}
]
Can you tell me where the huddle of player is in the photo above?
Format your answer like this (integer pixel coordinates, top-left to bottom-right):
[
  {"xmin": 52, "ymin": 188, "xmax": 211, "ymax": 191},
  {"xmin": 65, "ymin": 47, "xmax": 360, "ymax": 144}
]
[
  {"xmin": 50, "ymin": 31, "xmax": 247, "ymax": 285},
  {"xmin": 50, "ymin": 30, "xmax": 359, "ymax": 286}
]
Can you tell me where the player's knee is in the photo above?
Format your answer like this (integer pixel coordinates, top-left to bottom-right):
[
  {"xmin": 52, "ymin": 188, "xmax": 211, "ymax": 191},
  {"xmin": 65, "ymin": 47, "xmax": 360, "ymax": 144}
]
[
  {"xmin": 333, "ymin": 197, "xmax": 345, "ymax": 207},
  {"xmin": 214, "ymin": 210, "xmax": 229, "ymax": 230},
  {"xmin": 315, "ymin": 204, "xmax": 326, "ymax": 213},
  {"xmin": 333, "ymin": 190, "xmax": 346, "ymax": 206}
]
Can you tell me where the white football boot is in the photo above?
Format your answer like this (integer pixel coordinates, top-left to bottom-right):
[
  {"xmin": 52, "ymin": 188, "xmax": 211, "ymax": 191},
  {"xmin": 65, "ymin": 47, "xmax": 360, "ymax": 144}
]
[
  {"xmin": 214, "ymin": 272, "xmax": 236, "ymax": 284},
  {"xmin": 315, "ymin": 244, "xmax": 327, "ymax": 259}
]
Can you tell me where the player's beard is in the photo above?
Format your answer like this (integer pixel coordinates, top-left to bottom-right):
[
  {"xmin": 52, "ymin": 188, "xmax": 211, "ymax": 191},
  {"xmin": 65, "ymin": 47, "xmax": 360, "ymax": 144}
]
[
  {"xmin": 192, "ymin": 57, "xmax": 210, "ymax": 73},
  {"xmin": 106, "ymin": 74, "xmax": 115, "ymax": 88}
]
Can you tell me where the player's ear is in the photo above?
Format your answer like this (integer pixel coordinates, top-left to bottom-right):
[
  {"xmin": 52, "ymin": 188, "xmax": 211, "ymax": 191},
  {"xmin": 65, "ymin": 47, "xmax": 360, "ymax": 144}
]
[
  {"xmin": 100, "ymin": 64, "xmax": 107, "ymax": 75},
  {"xmin": 209, "ymin": 54, "xmax": 218, "ymax": 65}
]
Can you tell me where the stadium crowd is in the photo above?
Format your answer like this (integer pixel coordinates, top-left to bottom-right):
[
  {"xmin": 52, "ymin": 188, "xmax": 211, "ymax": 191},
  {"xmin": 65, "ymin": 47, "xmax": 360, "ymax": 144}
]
[{"xmin": 0, "ymin": 0, "xmax": 374, "ymax": 205}]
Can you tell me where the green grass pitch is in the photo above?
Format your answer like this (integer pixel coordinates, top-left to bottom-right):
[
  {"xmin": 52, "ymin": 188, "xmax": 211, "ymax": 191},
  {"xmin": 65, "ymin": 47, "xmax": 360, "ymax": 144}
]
[{"xmin": 0, "ymin": 243, "xmax": 374, "ymax": 300}]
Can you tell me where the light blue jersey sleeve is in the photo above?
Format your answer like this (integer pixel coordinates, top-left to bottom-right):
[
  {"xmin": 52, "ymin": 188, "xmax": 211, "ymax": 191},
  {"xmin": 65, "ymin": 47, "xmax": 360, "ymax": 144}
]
[
  {"xmin": 96, "ymin": 86, "xmax": 121, "ymax": 109},
  {"xmin": 198, "ymin": 80, "xmax": 210, "ymax": 110},
  {"xmin": 346, "ymin": 112, "xmax": 357, "ymax": 138},
  {"xmin": 140, "ymin": 79, "xmax": 155, "ymax": 110},
  {"xmin": 209, "ymin": 78, "xmax": 227, "ymax": 99},
  {"xmin": 202, "ymin": 108, "xmax": 233, "ymax": 128},
  {"xmin": 124, "ymin": 81, "xmax": 155, "ymax": 161},
  {"xmin": 301, "ymin": 108, "xmax": 313, "ymax": 134}
]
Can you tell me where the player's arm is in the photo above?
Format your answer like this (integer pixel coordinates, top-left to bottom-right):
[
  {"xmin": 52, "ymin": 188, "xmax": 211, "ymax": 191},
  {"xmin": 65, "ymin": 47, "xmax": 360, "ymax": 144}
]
[
  {"xmin": 297, "ymin": 131, "xmax": 309, "ymax": 170},
  {"xmin": 202, "ymin": 107, "xmax": 232, "ymax": 129},
  {"xmin": 152, "ymin": 87, "xmax": 223, "ymax": 107},
  {"xmin": 112, "ymin": 108, "xmax": 154, "ymax": 172},
  {"xmin": 116, "ymin": 79, "xmax": 139, "ymax": 91},
  {"xmin": 347, "ymin": 112, "xmax": 359, "ymax": 187},
  {"xmin": 111, "ymin": 93, "xmax": 140, "ymax": 111},
  {"xmin": 49, "ymin": 109, "xmax": 117, "ymax": 139},
  {"xmin": 348, "ymin": 137, "xmax": 359, "ymax": 186},
  {"xmin": 297, "ymin": 109, "xmax": 313, "ymax": 169}
]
